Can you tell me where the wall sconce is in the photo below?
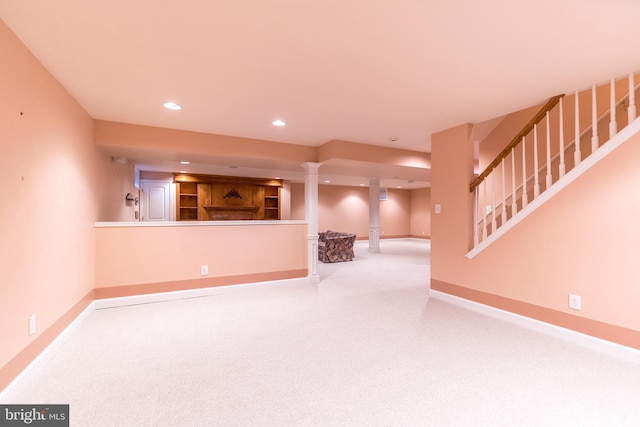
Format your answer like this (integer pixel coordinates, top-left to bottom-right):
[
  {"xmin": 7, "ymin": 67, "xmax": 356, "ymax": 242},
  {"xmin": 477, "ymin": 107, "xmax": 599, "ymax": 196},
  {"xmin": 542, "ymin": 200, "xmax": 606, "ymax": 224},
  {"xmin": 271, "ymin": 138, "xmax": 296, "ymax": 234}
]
[{"xmin": 125, "ymin": 193, "xmax": 139, "ymax": 205}]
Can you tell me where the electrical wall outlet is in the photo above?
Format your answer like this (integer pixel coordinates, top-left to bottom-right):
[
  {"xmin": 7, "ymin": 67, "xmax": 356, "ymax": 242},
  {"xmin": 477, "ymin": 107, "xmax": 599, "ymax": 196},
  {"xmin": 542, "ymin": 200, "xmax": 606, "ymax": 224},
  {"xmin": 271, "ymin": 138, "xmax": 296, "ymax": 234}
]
[
  {"xmin": 29, "ymin": 315, "xmax": 36, "ymax": 336},
  {"xmin": 200, "ymin": 265, "xmax": 208, "ymax": 276},
  {"xmin": 568, "ymin": 294, "xmax": 582, "ymax": 310}
]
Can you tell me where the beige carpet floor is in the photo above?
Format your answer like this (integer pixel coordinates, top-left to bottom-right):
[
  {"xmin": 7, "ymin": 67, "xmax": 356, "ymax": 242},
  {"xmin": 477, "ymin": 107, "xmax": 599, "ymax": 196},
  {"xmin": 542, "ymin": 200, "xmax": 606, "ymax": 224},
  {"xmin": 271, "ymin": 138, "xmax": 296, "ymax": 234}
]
[{"xmin": 2, "ymin": 239, "xmax": 640, "ymax": 426}]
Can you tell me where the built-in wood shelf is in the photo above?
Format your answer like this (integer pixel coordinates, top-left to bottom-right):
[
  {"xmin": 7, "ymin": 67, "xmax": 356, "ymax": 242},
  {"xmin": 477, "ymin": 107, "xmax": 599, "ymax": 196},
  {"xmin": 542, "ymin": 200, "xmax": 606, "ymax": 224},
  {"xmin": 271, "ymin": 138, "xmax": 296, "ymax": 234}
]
[
  {"xmin": 175, "ymin": 174, "xmax": 281, "ymax": 221},
  {"xmin": 204, "ymin": 206, "xmax": 259, "ymax": 211}
]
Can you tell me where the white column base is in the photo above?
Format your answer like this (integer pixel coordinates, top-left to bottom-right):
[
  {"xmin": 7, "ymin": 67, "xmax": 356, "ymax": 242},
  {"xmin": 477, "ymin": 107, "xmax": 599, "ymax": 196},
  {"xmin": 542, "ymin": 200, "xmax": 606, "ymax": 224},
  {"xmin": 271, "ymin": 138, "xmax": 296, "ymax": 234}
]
[
  {"xmin": 307, "ymin": 234, "xmax": 320, "ymax": 280},
  {"xmin": 368, "ymin": 226, "xmax": 380, "ymax": 253}
]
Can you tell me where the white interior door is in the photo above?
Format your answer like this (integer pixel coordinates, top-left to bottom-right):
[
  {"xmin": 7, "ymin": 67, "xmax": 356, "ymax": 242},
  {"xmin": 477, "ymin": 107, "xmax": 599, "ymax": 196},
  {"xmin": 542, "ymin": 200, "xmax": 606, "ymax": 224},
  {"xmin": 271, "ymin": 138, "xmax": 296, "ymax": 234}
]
[{"xmin": 141, "ymin": 180, "xmax": 173, "ymax": 221}]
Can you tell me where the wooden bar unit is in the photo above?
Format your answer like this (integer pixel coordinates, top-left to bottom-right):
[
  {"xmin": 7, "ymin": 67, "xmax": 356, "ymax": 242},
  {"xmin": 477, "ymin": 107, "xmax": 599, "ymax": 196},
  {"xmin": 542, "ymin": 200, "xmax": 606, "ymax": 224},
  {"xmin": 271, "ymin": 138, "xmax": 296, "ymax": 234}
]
[
  {"xmin": 264, "ymin": 186, "xmax": 280, "ymax": 220},
  {"xmin": 177, "ymin": 182, "xmax": 198, "ymax": 221},
  {"xmin": 174, "ymin": 173, "xmax": 282, "ymax": 221}
]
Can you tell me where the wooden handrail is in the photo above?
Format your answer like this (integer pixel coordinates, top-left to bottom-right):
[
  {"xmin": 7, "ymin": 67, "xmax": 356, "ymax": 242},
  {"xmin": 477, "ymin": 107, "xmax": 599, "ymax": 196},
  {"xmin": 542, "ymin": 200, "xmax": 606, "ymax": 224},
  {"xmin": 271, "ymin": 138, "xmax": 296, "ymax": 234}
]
[{"xmin": 469, "ymin": 94, "xmax": 565, "ymax": 192}]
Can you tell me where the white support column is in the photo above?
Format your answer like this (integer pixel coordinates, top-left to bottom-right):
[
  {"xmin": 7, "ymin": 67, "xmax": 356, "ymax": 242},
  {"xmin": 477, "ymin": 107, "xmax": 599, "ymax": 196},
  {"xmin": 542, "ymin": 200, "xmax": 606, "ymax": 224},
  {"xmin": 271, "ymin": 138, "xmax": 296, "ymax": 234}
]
[
  {"xmin": 302, "ymin": 162, "xmax": 321, "ymax": 282},
  {"xmin": 368, "ymin": 177, "xmax": 381, "ymax": 253}
]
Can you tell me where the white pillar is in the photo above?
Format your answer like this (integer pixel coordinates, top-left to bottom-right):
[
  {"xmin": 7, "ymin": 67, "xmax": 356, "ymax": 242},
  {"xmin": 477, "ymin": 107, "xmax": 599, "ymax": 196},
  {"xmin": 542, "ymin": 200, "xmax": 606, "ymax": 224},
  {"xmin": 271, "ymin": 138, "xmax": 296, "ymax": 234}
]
[
  {"xmin": 302, "ymin": 162, "xmax": 321, "ymax": 282},
  {"xmin": 368, "ymin": 177, "xmax": 381, "ymax": 253}
]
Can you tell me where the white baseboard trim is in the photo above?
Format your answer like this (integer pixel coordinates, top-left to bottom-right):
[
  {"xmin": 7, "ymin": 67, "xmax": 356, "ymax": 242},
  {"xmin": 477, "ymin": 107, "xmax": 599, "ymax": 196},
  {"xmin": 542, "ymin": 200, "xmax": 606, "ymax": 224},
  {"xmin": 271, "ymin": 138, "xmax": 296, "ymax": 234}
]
[
  {"xmin": 429, "ymin": 289, "xmax": 640, "ymax": 365},
  {"xmin": 0, "ymin": 301, "xmax": 96, "ymax": 402}
]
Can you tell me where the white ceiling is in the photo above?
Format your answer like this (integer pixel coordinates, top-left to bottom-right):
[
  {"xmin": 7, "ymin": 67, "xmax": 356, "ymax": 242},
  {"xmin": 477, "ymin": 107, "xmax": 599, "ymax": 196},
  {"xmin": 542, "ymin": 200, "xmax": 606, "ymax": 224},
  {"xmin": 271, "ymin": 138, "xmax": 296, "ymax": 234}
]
[{"xmin": 2, "ymin": 0, "xmax": 640, "ymax": 187}]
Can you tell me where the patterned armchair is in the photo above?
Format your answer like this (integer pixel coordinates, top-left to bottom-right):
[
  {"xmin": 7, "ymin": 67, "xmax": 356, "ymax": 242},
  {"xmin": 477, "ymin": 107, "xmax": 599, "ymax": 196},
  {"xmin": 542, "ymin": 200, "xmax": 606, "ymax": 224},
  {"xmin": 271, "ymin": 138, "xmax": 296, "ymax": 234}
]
[{"xmin": 318, "ymin": 230, "xmax": 356, "ymax": 263}]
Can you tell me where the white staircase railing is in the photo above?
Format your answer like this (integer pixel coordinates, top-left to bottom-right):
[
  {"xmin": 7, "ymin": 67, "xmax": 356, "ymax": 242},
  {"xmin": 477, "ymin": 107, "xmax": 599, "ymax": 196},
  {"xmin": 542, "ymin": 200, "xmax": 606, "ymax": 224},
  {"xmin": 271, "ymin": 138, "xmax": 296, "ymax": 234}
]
[{"xmin": 470, "ymin": 72, "xmax": 639, "ymax": 251}]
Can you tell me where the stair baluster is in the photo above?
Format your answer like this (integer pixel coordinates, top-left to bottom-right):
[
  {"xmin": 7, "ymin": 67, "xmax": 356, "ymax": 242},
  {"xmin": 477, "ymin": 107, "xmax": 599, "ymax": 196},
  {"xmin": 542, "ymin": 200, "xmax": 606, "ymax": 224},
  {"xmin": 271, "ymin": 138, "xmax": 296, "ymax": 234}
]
[
  {"xmin": 610, "ymin": 79, "xmax": 618, "ymax": 138},
  {"xmin": 469, "ymin": 73, "xmax": 640, "ymax": 252},
  {"xmin": 559, "ymin": 97, "xmax": 566, "ymax": 178},
  {"xmin": 511, "ymin": 147, "xmax": 517, "ymax": 217},
  {"xmin": 533, "ymin": 124, "xmax": 540, "ymax": 198},
  {"xmin": 629, "ymin": 73, "xmax": 636, "ymax": 122},
  {"xmin": 591, "ymin": 85, "xmax": 599, "ymax": 152}
]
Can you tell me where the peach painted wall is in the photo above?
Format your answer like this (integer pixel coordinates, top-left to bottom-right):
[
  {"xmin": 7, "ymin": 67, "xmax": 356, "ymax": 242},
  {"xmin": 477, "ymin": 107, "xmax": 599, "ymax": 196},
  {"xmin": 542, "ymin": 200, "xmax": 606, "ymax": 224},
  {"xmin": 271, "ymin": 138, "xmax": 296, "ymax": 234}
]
[
  {"xmin": 431, "ymin": 120, "xmax": 640, "ymax": 348},
  {"xmin": 280, "ymin": 181, "xmax": 292, "ymax": 220},
  {"xmin": 140, "ymin": 171, "xmax": 174, "ymax": 181},
  {"xmin": 409, "ymin": 187, "xmax": 431, "ymax": 238},
  {"xmin": 318, "ymin": 185, "xmax": 369, "ymax": 236},
  {"xmin": 291, "ymin": 183, "xmax": 416, "ymax": 238},
  {"xmin": 478, "ymin": 104, "xmax": 540, "ymax": 172},
  {"xmin": 96, "ymin": 157, "xmax": 139, "ymax": 222},
  {"xmin": 0, "ymin": 19, "xmax": 99, "ymax": 387},
  {"xmin": 95, "ymin": 222, "xmax": 308, "ymax": 292},
  {"xmin": 380, "ymin": 188, "xmax": 411, "ymax": 238},
  {"xmin": 290, "ymin": 182, "xmax": 305, "ymax": 220}
]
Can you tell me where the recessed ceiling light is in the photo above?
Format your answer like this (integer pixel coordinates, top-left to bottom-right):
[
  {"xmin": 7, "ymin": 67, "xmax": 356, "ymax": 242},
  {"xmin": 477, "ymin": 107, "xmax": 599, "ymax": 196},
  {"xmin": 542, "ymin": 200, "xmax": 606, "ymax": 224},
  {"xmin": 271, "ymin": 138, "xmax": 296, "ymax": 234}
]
[
  {"xmin": 163, "ymin": 101, "xmax": 182, "ymax": 111},
  {"xmin": 272, "ymin": 119, "xmax": 286, "ymax": 127},
  {"xmin": 324, "ymin": 180, "xmax": 330, "ymax": 183},
  {"xmin": 180, "ymin": 161, "xmax": 190, "ymax": 165},
  {"xmin": 179, "ymin": 170, "xmax": 188, "ymax": 173},
  {"xmin": 359, "ymin": 183, "xmax": 365, "ymax": 186}
]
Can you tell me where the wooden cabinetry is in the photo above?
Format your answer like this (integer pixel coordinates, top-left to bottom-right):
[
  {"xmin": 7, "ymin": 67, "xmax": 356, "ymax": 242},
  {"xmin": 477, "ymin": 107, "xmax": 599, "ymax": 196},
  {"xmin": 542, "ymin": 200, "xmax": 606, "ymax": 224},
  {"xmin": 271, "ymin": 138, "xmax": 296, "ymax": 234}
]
[
  {"xmin": 177, "ymin": 182, "xmax": 198, "ymax": 221},
  {"xmin": 264, "ymin": 186, "xmax": 280, "ymax": 220},
  {"xmin": 175, "ymin": 174, "xmax": 282, "ymax": 221}
]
